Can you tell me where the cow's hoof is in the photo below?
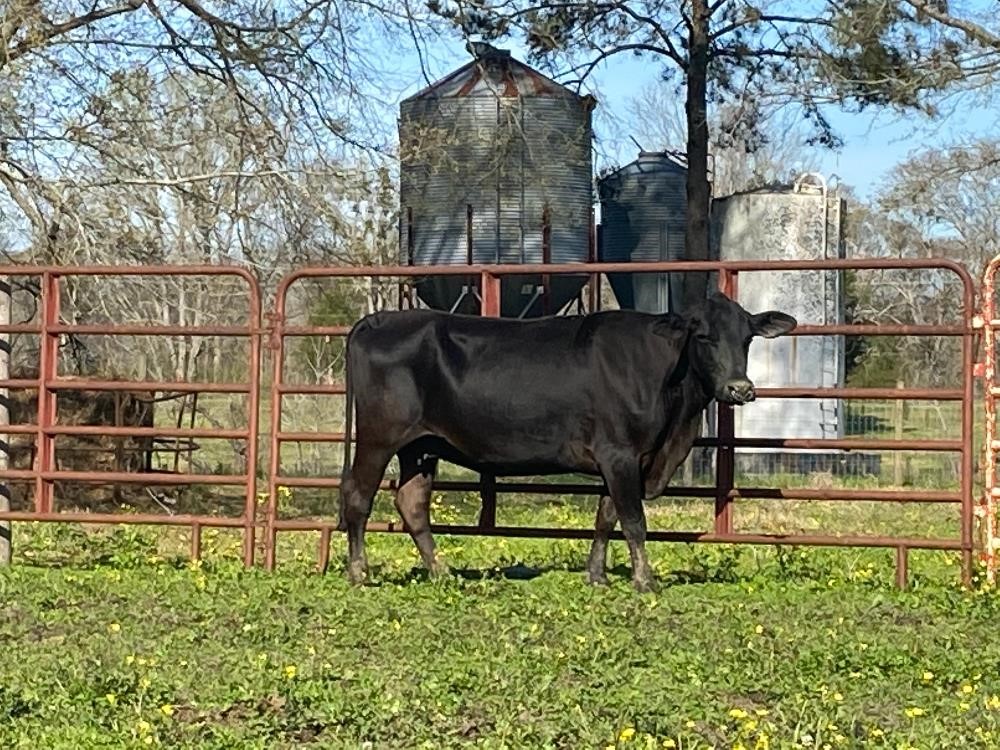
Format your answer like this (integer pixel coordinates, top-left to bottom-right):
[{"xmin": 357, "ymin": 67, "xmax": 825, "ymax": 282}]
[
  {"xmin": 346, "ymin": 562, "xmax": 368, "ymax": 585},
  {"xmin": 586, "ymin": 570, "xmax": 609, "ymax": 586},
  {"xmin": 632, "ymin": 577, "xmax": 659, "ymax": 594},
  {"xmin": 427, "ymin": 562, "xmax": 450, "ymax": 580}
]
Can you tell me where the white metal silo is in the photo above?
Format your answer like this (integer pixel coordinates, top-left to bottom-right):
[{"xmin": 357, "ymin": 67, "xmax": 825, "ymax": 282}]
[{"xmin": 710, "ymin": 173, "xmax": 848, "ymax": 473}]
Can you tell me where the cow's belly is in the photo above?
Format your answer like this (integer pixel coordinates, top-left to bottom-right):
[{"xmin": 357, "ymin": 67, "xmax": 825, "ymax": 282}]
[{"xmin": 416, "ymin": 417, "xmax": 599, "ymax": 476}]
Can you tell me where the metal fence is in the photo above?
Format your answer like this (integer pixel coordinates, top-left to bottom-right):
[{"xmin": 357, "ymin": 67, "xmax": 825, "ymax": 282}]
[
  {"xmin": 0, "ymin": 266, "xmax": 263, "ymax": 565},
  {"xmin": 0, "ymin": 259, "xmax": 982, "ymax": 586}
]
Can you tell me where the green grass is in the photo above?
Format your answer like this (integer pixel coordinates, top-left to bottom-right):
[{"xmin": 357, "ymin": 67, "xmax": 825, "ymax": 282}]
[{"xmin": 1, "ymin": 499, "xmax": 999, "ymax": 749}]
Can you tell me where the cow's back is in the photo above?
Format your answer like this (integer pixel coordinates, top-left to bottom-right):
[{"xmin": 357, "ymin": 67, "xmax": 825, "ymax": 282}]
[{"xmin": 345, "ymin": 309, "xmax": 689, "ymax": 474}]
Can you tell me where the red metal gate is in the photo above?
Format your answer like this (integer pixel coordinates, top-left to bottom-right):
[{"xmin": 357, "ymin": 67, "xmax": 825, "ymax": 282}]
[
  {"xmin": 266, "ymin": 259, "xmax": 977, "ymax": 586},
  {"xmin": 978, "ymin": 256, "xmax": 1000, "ymax": 586},
  {"xmin": 0, "ymin": 266, "xmax": 263, "ymax": 565},
  {"xmin": 0, "ymin": 261, "xmax": 980, "ymax": 585}
]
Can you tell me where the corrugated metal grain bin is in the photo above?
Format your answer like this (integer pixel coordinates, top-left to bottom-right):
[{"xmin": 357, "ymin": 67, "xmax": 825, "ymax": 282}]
[
  {"xmin": 398, "ymin": 44, "xmax": 595, "ymax": 316},
  {"xmin": 597, "ymin": 151, "xmax": 687, "ymax": 313}
]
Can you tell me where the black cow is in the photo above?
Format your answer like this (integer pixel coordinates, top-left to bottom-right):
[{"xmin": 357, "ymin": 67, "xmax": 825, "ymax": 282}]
[{"xmin": 337, "ymin": 293, "xmax": 796, "ymax": 591}]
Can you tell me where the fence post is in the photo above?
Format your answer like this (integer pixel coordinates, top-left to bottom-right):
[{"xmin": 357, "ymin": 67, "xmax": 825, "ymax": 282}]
[
  {"xmin": 0, "ymin": 275, "xmax": 10, "ymax": 565},
  {"xmin": 893, "ymin": 380, "xmax": 905, "ymax": 486},
  {"xmin": 478, "ymin": 270, "xmax": 501, "ymax": 531}
]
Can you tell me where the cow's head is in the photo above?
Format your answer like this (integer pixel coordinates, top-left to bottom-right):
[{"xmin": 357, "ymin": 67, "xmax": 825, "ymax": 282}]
[{"xmin": 685, "ymin": 293, "xmax": 797, "ymax": 405}]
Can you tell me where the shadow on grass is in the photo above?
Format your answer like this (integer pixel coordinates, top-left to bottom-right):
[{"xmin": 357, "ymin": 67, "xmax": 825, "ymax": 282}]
[{"xmin": 357, "ymin": 561, "xmax": 720, "ymax": 587}]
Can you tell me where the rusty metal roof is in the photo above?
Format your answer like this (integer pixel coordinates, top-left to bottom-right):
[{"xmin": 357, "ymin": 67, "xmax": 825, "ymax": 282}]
[{"xmin": 403, "ymin": 44, "xmax": 587, "ymax": 101}]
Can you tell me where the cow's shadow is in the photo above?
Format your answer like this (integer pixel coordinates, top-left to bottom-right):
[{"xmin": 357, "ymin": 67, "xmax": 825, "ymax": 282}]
[{"xmin": 365, "ymin": 562, "xmax": 714, "ymax": 587}]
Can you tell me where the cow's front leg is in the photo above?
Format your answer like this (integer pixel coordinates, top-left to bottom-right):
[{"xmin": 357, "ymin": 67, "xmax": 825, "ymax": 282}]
[
  {"xmin": 602, "ymin": 458, "xmax": 656, "ymax": 593},
  {"xmin": 586, "ymin": 494, "xmax": 617, "ymax": 586}
]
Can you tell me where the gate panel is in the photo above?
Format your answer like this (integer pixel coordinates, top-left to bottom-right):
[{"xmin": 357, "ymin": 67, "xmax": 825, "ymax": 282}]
[
  {"xmin": 0, "ymin": 266, "xmax": 262, "ymax": 565},
  {"xmin": 0, "ymin": 261, "xmax": 978, "ymax": 584},
  {"xmin": 267, "ymin": 259, "xmax": 977, "ymax": 586}
]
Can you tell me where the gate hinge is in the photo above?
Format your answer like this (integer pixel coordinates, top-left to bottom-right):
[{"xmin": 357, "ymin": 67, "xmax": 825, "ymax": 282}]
[{"xmin": 972, "ymin": 315, "xmax": 986, "ymax": 329}]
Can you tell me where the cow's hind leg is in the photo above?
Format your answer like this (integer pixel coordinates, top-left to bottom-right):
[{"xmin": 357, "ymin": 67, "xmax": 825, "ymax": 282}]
[
  {"xmin": 586, "ymin": 494, "xmax": 618, "ymax": 586},
  {"xmin": 601, "ymin": 457, "xmax": 656, "ymax": 593},
  {"xmin": 339, "ymin": 446, "xmax": 393, "ymax": 584},
  {"xmin": 394, "ymin": 445, "xmax": 445, "ymax": 577}
]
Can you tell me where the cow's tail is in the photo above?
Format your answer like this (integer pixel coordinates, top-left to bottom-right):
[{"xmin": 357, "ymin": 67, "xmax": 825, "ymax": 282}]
[{"xmin": 337, "ymin": 330, "xmax": 356, "ymax": 532}]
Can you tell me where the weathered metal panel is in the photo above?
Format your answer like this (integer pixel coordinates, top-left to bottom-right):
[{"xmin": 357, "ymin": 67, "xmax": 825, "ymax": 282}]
[
  {"xmin": 598, "ymin": 152, "xmax": 687, "ymax": 313},
  {"xmin": 398, "ymin": 48, "xmax": 593, "ymax": 313},
  {"xmin": 709, "ymin": 183, "xmax": 847, "ymax": 447}
]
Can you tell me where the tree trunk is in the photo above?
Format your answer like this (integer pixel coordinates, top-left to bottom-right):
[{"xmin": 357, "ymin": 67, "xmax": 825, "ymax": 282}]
[{"xmin": 683, "ymin": 0, "xmax": 712, "ymax": 308}]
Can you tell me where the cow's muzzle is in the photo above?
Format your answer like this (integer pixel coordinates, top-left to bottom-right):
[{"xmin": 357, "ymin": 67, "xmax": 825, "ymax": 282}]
[{"xmin": 722, "ymin": 379, "xmax": 756, "ymax": 405}]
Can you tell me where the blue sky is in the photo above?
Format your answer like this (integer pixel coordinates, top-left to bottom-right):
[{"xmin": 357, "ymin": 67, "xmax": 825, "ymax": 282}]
[{"xmin": 389, "ymin": 34, "xmax": 998, "ymax": 202}]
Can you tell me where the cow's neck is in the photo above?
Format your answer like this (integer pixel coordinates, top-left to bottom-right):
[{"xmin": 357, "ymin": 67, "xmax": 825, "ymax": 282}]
[{"xmin": 642, "ymin": 369, "xmax": 714, "ymax": 499}]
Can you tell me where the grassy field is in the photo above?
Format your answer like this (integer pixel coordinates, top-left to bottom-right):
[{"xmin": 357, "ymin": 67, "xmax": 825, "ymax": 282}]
[{"xmin": 1, "ymin": 498, "xmax": 999, "ymax": 750}]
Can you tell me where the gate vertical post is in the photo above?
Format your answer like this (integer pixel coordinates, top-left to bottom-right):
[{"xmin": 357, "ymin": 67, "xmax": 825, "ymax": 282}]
[
  {"xmin": 478, "ymin": 269, "xmax": 501, "ymax": 529},
  {"xmin": 979, "ymin": 261, "xmax": 997, "ymax": 586},
  {"xmin": 243, "ymin": 282, "xmax": 263, "ymax": 568},
  {"xmin": 35, "ymin": 272, "xmax": 59, "ymax": 514},
  {"xmin": 481, "ymin": 270, "xmax": 501, "ymax": 318},
  {"xmin": 265, "ymin": 307, "xmax": 285, "ymax": 572},
  {"xmin": 0, "ymin": 274, "xmax": 10, "ymax": 564},
  {"xmin": 714, "ymin": 268, "xmax": 737, "ymax": 536}
]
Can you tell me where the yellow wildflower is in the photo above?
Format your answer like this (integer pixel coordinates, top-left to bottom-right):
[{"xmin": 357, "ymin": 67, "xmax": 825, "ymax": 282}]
[
  {"xmin": 961, "ymin": 684, "xmax": 975, "ymax": 695},
  {"xmin": 685, "ymin": 720, "xmax": 696, "ymax": 729},
  {"xmin": 754, "ymin": 625, "xmax": 764, "ymax": 635},
  {"xmin": 922, "ymin": 671, "xmax": 934, "ymax": 682},
  {"xmin": 904, "ymin": 707, "xmax": 925, "ymax": 718},
  {"xmin": 105, "ymin": 693, "xmax": 117, "ymax": 706},
  {"xmin": 618, "ymin": 726, "xmax": 636, "ymax": 742},
  {"xmin": 107, "ymin": 622, "xmax": 121, "ymax": 633},
  {"xmin": 729, "ymin": 708, "xmax": 749, "ymax": 720},
  {"xmin": 160, "ymin": 704, "xmax": 174, "ymax": 717},
  {"xmin": 137, "ymin": 720, "xmax": 151, "ymax": 734},
  {"xmin": 754, "ymin": 735, "xmax": 770, "ymax": 750},
  {"xmin": 663, "ymin": 740, "xmax": 677, "ymax": 749},
  {"xmin": 832, "ymin": 692, "xmax": 843, "ymax": 702},
  {"xmin": 986, "ymin": 695, "xmax": 1000, "ymax": 710},
  {"xmin": 283, "ymin": 665, "xmax": 297, "ymax": 679}
]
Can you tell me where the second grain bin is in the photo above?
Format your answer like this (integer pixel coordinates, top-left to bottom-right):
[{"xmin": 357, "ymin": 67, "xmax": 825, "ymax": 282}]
[
  {"xmin": 399, "ymin": 43, "xmax": 595, "ymax": 317},
  {"xmin": 597, "ymin": 151, "xmax": 688, "ymax": 313}
]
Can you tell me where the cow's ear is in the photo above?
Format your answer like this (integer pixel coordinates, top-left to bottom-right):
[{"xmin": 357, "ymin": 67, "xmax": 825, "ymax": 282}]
[
  {"xmin": 750, "ymin": 311, "xmax": 797, "ymax": 338},
  {"xmin": 653, "ymin": 314, "xmax": 689, "ymax": 340},
  {"xmin": 684, "ymin": 314, "xmax": 709, "ymax": 337}
]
